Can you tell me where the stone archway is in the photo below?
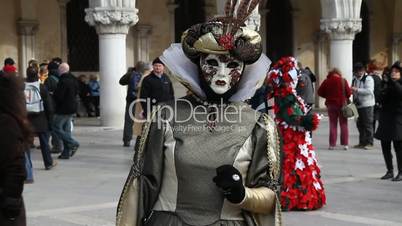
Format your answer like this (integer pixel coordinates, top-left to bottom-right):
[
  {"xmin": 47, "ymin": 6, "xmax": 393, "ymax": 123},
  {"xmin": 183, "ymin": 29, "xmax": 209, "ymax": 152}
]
[
  {"xmin": 353, "ymin": 0, "xmax": 370, "ymax": 65},
  {"xmin": 265, "ymin": 0, "xmax": 293, "ymax": 63},
  {"xmin": 67, "ymin": 0, "xmax": 99, "ymax": 71},
  {"xmin": 174, "ymin": 0, "xmax": 206, "ymax": 43}
]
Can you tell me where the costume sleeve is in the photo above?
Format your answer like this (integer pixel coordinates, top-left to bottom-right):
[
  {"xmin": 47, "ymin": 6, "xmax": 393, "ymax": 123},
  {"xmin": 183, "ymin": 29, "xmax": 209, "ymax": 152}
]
[
  {"xmin": 136, "ymin": 108, "xmax": 168, "ymax": 225},
  {"xmin": 240, "ymin": 114, "xmax": 282, "ymax": 214},
  {"xmin": 276, "ymin": 95, "xmax": 319, "ymax": 131}
]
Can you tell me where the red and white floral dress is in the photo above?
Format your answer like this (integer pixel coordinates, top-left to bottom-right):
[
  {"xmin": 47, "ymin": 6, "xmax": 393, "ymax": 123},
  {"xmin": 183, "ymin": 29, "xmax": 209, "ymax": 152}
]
[{"xmin": 267, "ymin": 57, "xmax": 326, "ymax": 210}]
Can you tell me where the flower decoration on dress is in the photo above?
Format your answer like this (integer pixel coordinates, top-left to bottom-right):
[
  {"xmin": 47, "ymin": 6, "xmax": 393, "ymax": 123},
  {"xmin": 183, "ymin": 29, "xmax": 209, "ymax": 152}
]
[{"xmin": 266, "ymin": 56, "xmax": 326, "ymax": 211}]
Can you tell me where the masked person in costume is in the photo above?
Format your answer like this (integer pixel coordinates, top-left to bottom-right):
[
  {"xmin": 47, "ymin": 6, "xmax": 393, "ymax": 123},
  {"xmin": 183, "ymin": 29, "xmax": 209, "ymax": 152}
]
[
  {"xmin": 116, "ymin": 0, "xmax": 282, "ymax": 225},
  {"xmin": 266, "ymin": 57, "xmax": 326, "ymax": 211}
]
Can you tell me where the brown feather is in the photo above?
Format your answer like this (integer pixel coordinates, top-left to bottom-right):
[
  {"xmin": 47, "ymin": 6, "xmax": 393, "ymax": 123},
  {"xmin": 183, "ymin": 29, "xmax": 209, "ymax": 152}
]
[
  {"xmin": 237, "ymin": 0, "xmax": 251, "ymax": 20},
  {"xmin": 231, "ymin": 0, "xmax": 238, "ymax": 17},
  {"xmin": 224, "ymin": 0, "xmax": 232, "ymax": 17},
  {"xmin": 247, "ymin": 0, "xmax": 260, "ymax": 15}
]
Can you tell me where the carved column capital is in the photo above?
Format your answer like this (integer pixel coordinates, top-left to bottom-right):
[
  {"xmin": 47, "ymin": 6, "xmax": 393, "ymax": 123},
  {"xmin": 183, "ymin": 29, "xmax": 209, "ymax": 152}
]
[
  {"xmin": 85, "ymin": 8, "xmax": 139, "ymax": 34},
  {"xmin": 85, "ymin": 0, "xmax": 139, "ymax": 34},
  {"xmin": 17, "ymin": 19, "xmax": 39, "ymax": 35},
  {"xmin": 320, "ymin": 18, "xmax": 362, "ymax": 40},
  {"xmin": 167, "ymin": 3, "xmax": 179, "ymax": 13},
  {"xmin": 135, "ymin": 24, "xmax": 152, "ymax": 38},
  {"xmin": 57, "ymin": 0, "xmax": 71, "ymax": 7}
]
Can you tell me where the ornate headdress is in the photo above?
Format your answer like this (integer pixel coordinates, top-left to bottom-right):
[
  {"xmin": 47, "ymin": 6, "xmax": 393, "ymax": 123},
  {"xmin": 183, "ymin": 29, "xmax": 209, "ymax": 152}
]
[{"xmin": 181, "ymin": 0, "xmax": 262, "ymax": 65}]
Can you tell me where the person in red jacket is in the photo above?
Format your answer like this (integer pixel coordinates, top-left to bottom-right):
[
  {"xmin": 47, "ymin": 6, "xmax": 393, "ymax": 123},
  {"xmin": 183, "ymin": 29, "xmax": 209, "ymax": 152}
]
[{"xmin": 318, "ymin": 68, "xmax": 352, "ymax": 150}]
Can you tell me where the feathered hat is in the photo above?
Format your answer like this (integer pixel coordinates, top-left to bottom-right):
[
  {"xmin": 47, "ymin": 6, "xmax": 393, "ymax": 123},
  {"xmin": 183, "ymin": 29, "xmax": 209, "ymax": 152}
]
[{"xmin": 181, "ymin": 0, "xmax": 262, "ymax": 65}]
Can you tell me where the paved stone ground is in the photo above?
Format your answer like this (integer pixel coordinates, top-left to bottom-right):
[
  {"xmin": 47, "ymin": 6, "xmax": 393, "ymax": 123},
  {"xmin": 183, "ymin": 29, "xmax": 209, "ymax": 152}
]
[{"xmin": 24, "ymin": 117, "xmax": 402, "ymax": 226}]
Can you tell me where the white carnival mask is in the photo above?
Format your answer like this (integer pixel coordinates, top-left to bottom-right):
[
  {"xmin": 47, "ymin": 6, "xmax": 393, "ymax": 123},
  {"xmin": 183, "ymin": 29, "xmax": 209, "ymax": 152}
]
[{"xmin": 200, "ymin": 54, "xmax": 245, "ymax": 94}]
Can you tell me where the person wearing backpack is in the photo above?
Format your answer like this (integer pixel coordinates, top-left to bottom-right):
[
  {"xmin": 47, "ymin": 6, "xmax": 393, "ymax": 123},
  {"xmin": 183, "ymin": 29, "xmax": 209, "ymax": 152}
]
[
  {"xmin": 119, "ymin": 62, "xmax": 143, "ymax": 147},
  {"xmin": 53, "ymin": 63, "xmax": 80, "ymax": 159},
  {"xmin": 44, "ymin": 61, "xmax": 63, "ymax": 154},
  {"xmin": 25, "ymin": 67, "xmax": 57, "ymax": 170},
  {"xmin": 352, "ymin": 62, "xmax": 375, "ymax": 150}
]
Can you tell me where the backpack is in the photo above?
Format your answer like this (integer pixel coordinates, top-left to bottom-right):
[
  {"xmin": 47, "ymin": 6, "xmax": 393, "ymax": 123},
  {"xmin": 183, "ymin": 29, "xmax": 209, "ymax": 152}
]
[
  {"xmin": 25, "ymin": 83, "xmax": 44, "ymax": 113},
  {"xmin": 128, "ymin": 72, "xmax": 141, "ymax": 100}
]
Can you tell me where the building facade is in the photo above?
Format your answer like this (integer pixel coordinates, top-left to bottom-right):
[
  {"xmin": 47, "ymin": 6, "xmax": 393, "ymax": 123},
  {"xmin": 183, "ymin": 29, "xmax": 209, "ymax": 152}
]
[{"xmin": 1, "ymin": 0, "xmax": 401, "ymax": 126}]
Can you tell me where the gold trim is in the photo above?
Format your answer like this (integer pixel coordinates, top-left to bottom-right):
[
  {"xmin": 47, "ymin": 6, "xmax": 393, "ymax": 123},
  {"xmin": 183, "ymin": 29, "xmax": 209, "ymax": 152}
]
[
  {"xmin": 116, "ymin": 109, "xmax": 160, "ymax": 226},
  {"xmin": 263, "ymin": 113, "xmax": 282, "ymax": 226}
]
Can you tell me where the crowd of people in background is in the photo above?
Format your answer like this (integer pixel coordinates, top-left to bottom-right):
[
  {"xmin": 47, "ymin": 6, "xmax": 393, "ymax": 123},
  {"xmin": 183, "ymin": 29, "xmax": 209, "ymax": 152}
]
[
  {"xmin": 318, "ymin": 60, "xmax": 402, "ymax": 182},
  {"xmin": 1, "ymin": 52, "xmax": 402, "ymax": 225}
]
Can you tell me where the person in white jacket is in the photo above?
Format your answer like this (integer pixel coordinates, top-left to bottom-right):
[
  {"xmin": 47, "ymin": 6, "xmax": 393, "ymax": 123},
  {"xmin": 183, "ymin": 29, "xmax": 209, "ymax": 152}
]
[{"xmin": 352, "ymin": 62, "xmax": 375, "ymax": 149}]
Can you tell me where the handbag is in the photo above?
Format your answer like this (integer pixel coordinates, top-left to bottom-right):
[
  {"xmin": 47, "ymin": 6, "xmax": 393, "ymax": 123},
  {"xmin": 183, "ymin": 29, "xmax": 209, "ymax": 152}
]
[{"xmin": 341, "ymin": 79, "xmax": 358, "ymax": 118}]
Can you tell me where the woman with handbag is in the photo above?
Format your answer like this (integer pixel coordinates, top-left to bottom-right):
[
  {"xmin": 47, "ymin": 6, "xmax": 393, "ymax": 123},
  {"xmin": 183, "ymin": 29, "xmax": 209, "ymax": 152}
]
[
  {"xmin": 374, "ymin": 62, "xmax": 402, "ymax": 181},
  {"xmin": 0, "ymin": 71, "xmax": 31, "ymax": 226},
  {"xmin": 318, "ymin": 68, "xmax": 352, "ymax": 150}
]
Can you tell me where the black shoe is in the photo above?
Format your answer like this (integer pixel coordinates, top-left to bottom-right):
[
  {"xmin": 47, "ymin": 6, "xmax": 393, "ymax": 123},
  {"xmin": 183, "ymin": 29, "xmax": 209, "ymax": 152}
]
[
  {"xmin": 381, "ymin": 171, "xmax": 394, "ymax": 180},
  {"xmin": 70, "ymin": 144, "xmax": 80, "ymax": 157},
  {"xmin": 51, "ymin": 147, "xmax": 62, "ymax": 154},
  {"xmin": 392, "ymin": 172, "xmax": 402, "ymax": 181},
  {"xmin": 123, "ymin": 142, "xmax": 130, "ymax": 147},
  {"xmin": 58, "ymin": 155, "xmax": 70, "ymax": 160},
  {"xmin": 24, "ymin": 179, "xmax": 34, "ymax": 184},
  {"xmin": 45, "ymin": 161, "xmax": 58, "ymax": 170}
]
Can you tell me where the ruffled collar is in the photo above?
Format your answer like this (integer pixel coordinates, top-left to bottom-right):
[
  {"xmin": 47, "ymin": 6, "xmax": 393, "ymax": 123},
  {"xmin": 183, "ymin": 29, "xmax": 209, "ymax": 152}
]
[{"xmin": 160, "ymin": 43, "xmax": 271, "ymax": 102}]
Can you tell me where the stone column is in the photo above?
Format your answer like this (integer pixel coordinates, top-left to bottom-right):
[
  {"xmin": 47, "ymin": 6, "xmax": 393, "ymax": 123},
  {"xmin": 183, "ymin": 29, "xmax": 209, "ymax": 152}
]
[
  {"xmin": 313, "ymin": 31, "xmax": 329, "ymax": 108},
  {"xmin": 17, "ymin": 19, "xmax": 39, "ymax": 77},
  {"xmin": 291, "ymin": 9, "xmax": 301, "ymax": 56},
  {"xmin": 85, "ymin": 0, "xmax": 138, "ymax": 127},
  {"xmin": 321, "ymin": 20, "xmax": 361, "ymax": 82},
  {"xmin": 392, "ymin": 33, "xmax": 402, "ymax": 63},
  {"xmin": 320, "ymin": 0, "xmax": 362, "ymax": 82},
  {"xmin": 134, "ymin": 24, "xmax": 152, "ymax": 62},
  {"xmin": 167, "ymin": 1, "xmax": 178, "ymax": 43},
  {"xmin": 57, "ymin": 0, "xmax": 70, "ymax": 62}
]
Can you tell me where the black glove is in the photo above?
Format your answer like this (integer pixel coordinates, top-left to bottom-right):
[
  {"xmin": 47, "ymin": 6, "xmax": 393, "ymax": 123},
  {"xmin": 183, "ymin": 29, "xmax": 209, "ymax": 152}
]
[
  {"xmin": 2, "ymin": 197, "xmax": 22, "ymax": 220},
  {"xmin": 212, "ymin": 165, "xmax": 245, "ymax": 204}
]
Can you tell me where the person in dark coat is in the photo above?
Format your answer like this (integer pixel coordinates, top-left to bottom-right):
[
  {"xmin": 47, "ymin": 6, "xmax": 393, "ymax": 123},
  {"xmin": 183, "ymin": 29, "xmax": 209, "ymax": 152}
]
[
  {"xmin": 140, "ymin": 57, "xmax": 175, "ymax": 117},
  {"xmin": 296, "ymin": 62, "xmax": 315, "ymax": 109},
  {"xmin": 53, "ymin": 63, "xmax": 80, "ymax": 159},
  {"xmin": 25, "ymin": 67, "xmax": 57, "ymax": 170},
  {"xmin": 0, "ymin": 72, "xmax": 31, "ymax": 226},
  {"xmin": 119, "ymin": 62, "xmax": 148, "ymax": 147},
  {"xmin": 375, "ymin": 61, "xmax": 402, "ymax": 181},
  {"xmin": 44, "ymin": 61, "xmax": 63, "ymax": 153},
  {"xmin": 77, "ymin": 74, "xmax": 93, "ymax": 117}
]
